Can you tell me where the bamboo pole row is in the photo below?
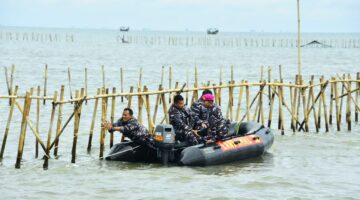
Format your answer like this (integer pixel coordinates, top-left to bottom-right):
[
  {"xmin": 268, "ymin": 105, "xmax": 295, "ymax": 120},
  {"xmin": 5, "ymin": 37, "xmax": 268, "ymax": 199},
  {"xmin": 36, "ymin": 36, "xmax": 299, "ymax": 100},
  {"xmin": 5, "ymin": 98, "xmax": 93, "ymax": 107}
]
[{"xmin": 1, "ymin": 68, "xmax": 360, "ymax": 169}]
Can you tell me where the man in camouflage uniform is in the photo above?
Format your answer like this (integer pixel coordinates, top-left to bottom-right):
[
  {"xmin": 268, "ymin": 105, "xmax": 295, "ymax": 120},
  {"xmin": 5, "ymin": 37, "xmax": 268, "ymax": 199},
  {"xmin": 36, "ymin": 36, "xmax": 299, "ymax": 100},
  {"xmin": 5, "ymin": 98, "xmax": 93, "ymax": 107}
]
[
  {"xmin": 169, "ymin": 94, "xmax": 200, "ymax": 144},
  {"xmin": 202, "ymin": 94, "xmax": 231, "ymax": 139},
  {"xmin": 103, "ymin": 108, "xmax": 151, "ymax": 145},
  {"xmin": 190, "ymin": 89, "xmax": 213, "ymax": 130}
]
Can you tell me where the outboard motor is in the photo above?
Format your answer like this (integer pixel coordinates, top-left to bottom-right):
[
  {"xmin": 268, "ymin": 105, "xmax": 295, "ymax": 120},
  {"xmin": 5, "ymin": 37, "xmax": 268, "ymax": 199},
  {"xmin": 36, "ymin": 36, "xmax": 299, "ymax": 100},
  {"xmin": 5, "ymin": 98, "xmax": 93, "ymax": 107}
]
[{"xmin": 153, "ymin": 124, "xmax": 176, "ymax": 165}]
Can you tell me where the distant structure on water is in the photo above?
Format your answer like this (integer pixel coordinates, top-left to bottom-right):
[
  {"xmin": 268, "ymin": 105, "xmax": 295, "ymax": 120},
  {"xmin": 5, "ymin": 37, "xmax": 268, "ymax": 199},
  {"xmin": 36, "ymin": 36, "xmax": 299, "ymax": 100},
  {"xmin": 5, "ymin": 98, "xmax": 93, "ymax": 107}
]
[
  {"xmin": 207, "ymin": 28, "xmax": 219, "ymax": 35},
  {"xmin": 120, "ymin": 26, "xmax": 130, "ymax": 32},
  {"xmin": 301, "ymin": 40, "xmax": 332, "ymax": 48}
]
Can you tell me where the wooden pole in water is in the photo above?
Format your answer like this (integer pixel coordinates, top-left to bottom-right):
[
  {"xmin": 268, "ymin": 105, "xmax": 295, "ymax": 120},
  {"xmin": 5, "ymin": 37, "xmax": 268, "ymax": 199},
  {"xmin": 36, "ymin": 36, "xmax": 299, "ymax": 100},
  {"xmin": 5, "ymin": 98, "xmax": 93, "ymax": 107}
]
[
  {"xmin": 160, "ymin": 85, "xmax": 169, "ymax": 124},
  {"xmin": 120, "ymin": 67, "xmax": 124, "ymax": 102},
  {"xmin": 246, "ymin": 81, "xmax": 250, "ymax": 121},
  {"xmin": 0, "ymin": 86, "xmax": 18, "ymax": 161},
  {"xmin": 268, "ymin": 66, "xmax": 272, "ymax": 103},
  {"xmin": 308, "ymin": 76, "xmax": 319, "ymax": 132},
  {"xmin": 68, "ymin": 67, "xmax": 73, "ymax": 101},
  {"xmin": 297, "ymin": 0, "xmax": 302, "ymax": 76},
  {"xmin": 110, "ymin": 87, "xmax": 116, "ymax": 148},
  {"xmin": 43, "ymin": 91, "xmax": 58, "ymax": 169},
  {"xmin": 54, "ymin": 85, "xmax": 65, "ymax": 157},
  {"xmin": 168, "ymin": 66, "xmax": 172, "ymax": 103},
  {"xmin": 334, "ymin": 78, "xmax": 341, "ymax": 131},
  {"xmin": 267, "ymin": 85, "xmax": 276, "ymax": 128},
  {"xmin": 71, "ymin": 89, "xmax": 84, "ymax": 163},
  {"xmin": 153, "ymin": 85, "xmax": 162, "ymax": 125},
  {"xmin": 99, "ymin": 88, "xmax": 107, "ymax": 159},
  {"xmin": 321, "ymin": 78, "xmax": 329, "ymax": 132},
  {"xmin": 127, "ymin": 86, "xmax": 134, "ymax": 108},
  {"xmin": 339, "ymin": 74, "xmax": 346, "ymax": 124},
  {"xmin": 85, "ymin": 68, "xmax": 88, "ymax": 104},
  {"xmin": 144, "ymin": 86, "xmax": 154, "ymax": 133},
  {"xmin": 300, "ymin": 78, "xmax": 308, "ymax": 132},
  {"xmin": 139, "ymin": 67, "xmax": 143, "ymax": 89},
  {"xmin": 278, "ymin": 81, "xmax": 285, "ymax": 135},
  {"xmin": 346, "ymin": 74, "xmax": 352, "ymax": 131},
  {"xmin": 292, "ymin": 75, "xmax": 299, "ymax": 130},
  {"xmin": 15, "ymin": 90, "xmax": 33, "ymax": 169},
  {"xmin": 235, "ymin": 80, "xmax": 244, "ymax": 121},
  {"xmin": 35, "ymin": 86, "xmax": 40, "ymax": 158},
  {"xmin": 102, "ymin": 65, "xmax": 106, "ymax": 89},
  {"xmin": 4, "ymin": 66, "xmax": 11, "ymax": 105},
  {"xmin": 88, "ymin": 88, "xmax": 100, "ymax": 152},
  {"xmin": 329, "ymin": 77, "xmax": 334, "ymax": 125},
  {"xmin": 43, "ymin": 64, "xmax": 48, "ymax": 105},
  {"xmin": 137, "ymin": 87, "xmax": 143, "ymax": 125}
]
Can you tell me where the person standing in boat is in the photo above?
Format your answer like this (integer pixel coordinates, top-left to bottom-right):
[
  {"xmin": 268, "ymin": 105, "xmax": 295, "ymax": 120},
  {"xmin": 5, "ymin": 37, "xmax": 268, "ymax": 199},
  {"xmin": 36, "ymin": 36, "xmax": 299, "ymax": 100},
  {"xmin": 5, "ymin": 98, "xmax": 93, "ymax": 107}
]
[
  {"xmin": 202, "ymin": 94, "xmax": 231, "ymax": 140},
  {"xmin": 103, "ymin": 108, "xmax": 151, "ymax": 146},
  {"xmin": 169, "ymin": 94, "xmax": 201, "ymax": 145},
  {"xmin": 190, "ymin": 89, "xmax": 213, "ymax": 130}
]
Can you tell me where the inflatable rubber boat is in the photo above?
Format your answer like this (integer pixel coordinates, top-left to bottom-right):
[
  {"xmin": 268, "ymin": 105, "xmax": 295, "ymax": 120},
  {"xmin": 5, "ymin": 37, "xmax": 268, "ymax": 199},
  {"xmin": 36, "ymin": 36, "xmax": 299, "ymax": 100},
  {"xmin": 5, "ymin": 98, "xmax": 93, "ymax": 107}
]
[{"xmin": 105, "ymin": 122, "xmax": 274, "ymax": 166}]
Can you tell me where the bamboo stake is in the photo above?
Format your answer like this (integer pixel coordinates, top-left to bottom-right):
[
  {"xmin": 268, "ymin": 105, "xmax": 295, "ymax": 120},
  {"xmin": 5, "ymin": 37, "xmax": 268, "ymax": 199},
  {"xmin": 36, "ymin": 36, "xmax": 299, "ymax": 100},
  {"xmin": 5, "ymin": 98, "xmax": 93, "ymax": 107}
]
[
  {"xmin": 139, "ymin": 67, "xmax": 143, "ymax": 89},
  {"xmin": 334, "ymin": 78, "xmax": 341, "ymax": 131},
  {"xmin": 245, "ymin": 81, "xmax": 250, "ymax": 121},
  {"xmin": 161, "ymin": 66, "xmax": 165, "ymax": 86},
  {"xmin": 102, "ymin": 65, "xmax": 106, "ymax": 89},
  {"xmin": 110, "ymin": 87, "xmax": 116, "ymax": 148},
  {"xmin": 0, "ymin": 86, "xmax": 18, "ymax": 161},
  {"xmin": 290, "ymin": 82, "xmax": 295, "ymax": 131},
  {"xmin": 43, "ymin": 91, "xmax": 58, "ymax": 169},
  {"xmin": 144, "ymin": 86, "xmax": 154, "ymax": 133},
  {"xmin": 4, "ymin": 66, "xmax": 11, "ymax": 106},
  {"xmin": 54, "ymin": 85, "xmax": 64, "ymax": 157},
  {"xmin": 87, "ymin": 88, "xmax": 100, "ymax": 152},
  {"xmin": 300, "ymin": 78, "xmax": 308, "ymax": 132},
  {"xmin": 138, "ymin": 87, "xmax": 143, "ymax": 125},
  {"xmin": 71, "ymin": 89, "xmax": 84, "ymax": 163},
  {"xmin": 127, "ymin": 86, "xmax": 134, "ymax": 108},
  {"xmin": 308, "ymin": 76, "xmax": 319, "ymax": 132},
  {"xmin": 153, "ymin": 85, "xmax": 162, "ymax": 125},
  {"xmin": 278, "ymin": 81, "xmax": 285, "ymax": 135},
  {"xmin": 259, "ymin": 81, "xmax": 265, "ymax": 125},
  {"xmin": 85, "ymin": 67, "xmax": 88, "ymax": 104},
  {"xmin": 160, "ymin": 85, "xmax": 169, "ymax": 124},
  {"xmin": 267, "ymin": 84, "xmax": 276, "ymax": 128},
  {"xmin": 9, "ymin": 65, "xmax": 15, "ymax": 102},
  {"xmin": 168, "ymin": 66, "xmax": 172, "ymax": 103},
  {"xmin": 35, "ymin": 86, "xmax": 40, "ymax": 158},
  {"xmin": 321, "ymin": 78, "xmax": 329, "ymax": 132},
  {"xmin": 267, "ymin": 66, "xmax": 271, "ymax": 103},
  {"xmin": 329, "ymin": 77, "xmax": 334, "ymax": 124},
  {"xmin": 235, "ymin": 80, "xmax": 244, "ymax": 121},
  {"xmin": 15, "ymin": 90, "xmax": 32, "ymax": 169},
  {"xmin": 339, "ymin": 74, "xmax": 346, "ymax": 124},
  {"xmin": 292, "ymin": 75, "xmax": 299, "ymax": 130},
  {"xmin": 68, "ymin": 67, "xmax": 73, "ymax": 100},
  {"xmin": 99, "ymin": 88, "xmax": 107, "ymax": 159},
  {"xmin": 346, "ymin": 74, "xmax": 351, "ymax": 131},
  {"xmin": 43, "ymin": 64, "xmax": 48, "ymax": 105}
]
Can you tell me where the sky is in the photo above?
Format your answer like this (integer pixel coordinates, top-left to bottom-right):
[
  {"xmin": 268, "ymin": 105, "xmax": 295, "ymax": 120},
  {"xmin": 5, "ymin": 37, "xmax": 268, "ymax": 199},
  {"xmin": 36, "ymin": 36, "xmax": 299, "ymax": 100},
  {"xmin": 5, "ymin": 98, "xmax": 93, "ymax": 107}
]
[{"xmin": 0, "ymin": 0, "xmax": 359, "ymax": 32}]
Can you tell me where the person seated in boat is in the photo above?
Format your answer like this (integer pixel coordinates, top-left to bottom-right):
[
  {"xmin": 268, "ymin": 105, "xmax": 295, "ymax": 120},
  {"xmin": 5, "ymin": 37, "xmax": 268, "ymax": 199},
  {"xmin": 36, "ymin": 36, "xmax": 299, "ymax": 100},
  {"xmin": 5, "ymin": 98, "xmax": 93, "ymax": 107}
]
[
  {"xmin": 169, "ymin": 94, "xmax": 202, "ymax": 145},
  {"xmin": 202, "ymin": 94, "xmax": 231, "ymax": 140},
  {"xmin": 103, "ymin": 108, "xmax": 151, "ymax": 146},
  {"xmin": 190, "ymin": 89, "xmax": 213, "ymax": 130}
]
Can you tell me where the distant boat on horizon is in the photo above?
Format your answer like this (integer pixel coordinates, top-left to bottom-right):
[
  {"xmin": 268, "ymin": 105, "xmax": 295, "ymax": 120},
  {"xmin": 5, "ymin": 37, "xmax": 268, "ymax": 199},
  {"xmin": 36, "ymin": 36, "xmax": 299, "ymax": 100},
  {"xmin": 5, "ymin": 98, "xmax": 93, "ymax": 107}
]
[
  {"xmin": 120, "ymin": 26, "xmax": 130, "ymax": 32},
  {"xmin": 207, "ymin": 28, "xmax": 219, "ymax": 35}
]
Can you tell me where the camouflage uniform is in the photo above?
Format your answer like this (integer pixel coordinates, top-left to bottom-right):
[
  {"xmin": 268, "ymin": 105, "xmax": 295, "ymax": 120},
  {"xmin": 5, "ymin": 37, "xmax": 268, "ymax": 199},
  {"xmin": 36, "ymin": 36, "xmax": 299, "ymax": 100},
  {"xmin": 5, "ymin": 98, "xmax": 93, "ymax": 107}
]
[
  {"xmin": 190, "ymin": 98, "xmax": 209, "ymax": 129},
  {"xmin": 168, "ymin": 105, "xmax": 198, "ymax": 144},
  {"xmin": 113, "ymin": 117, "xmax": 150, "ymax": 145},
  {"xmin": 207, "ymin": 105, "xmax": 231, "ymax": 139}
]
